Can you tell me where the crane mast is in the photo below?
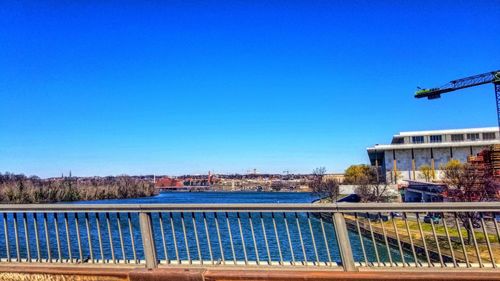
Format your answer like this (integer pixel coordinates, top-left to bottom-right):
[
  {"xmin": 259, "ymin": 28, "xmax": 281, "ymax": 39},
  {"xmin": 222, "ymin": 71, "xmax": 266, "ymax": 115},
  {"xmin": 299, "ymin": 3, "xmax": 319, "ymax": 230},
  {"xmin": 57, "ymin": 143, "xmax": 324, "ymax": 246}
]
[{"xmin": 415, "ymin": 70, "xmax": 500, "ymax": 128}]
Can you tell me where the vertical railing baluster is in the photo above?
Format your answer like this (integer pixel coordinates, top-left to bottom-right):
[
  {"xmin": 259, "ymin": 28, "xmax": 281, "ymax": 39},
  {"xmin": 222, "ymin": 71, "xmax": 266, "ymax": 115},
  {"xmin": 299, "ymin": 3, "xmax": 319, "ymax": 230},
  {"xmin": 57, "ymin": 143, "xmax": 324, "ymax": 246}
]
[
  {"xmin": 3, "ymin": 213, "xmax": 11, "ymax": 262},
  {"xmin": 332, "ymin": 212, "xmax": 356, "ymax": 272},
  {"xmin": 43, "ymin": 213, "xmax": 51, "ymax": 263},
  {"xmin": 480, "ymin": 213, "xmax": 495, "ymax": 268},
  {"xmin": 105, "ymin": 213, "xmax": 116, "ymax": 264},
  {"xmin": 139, "ymin": 212, "xmax": 158, "ymax": 269},
  {"xmin": 33, "ymin": 213, "xmax": 41, "ymax": 262},
  {"xmin": 95, "ymin": 213, "xmax": 104, "ymax": 263},
  {"xmin": 23, "ymin": 213, "xmax": 31, "ymax": 262},
  {"xmin": 203, "ymin": 213, "xmax": 214, "ymax": 265},
  {"xmin": 378, "ymin": 212, "xmax": 393, "ymax": 267},
  {"xmin": 403, "ymin": 212, "xmax": 418, "ymax": 267},
  {"xmin": 225, "ymin": 212, "xmax": 237, "ymax": 265},
  {"xmin": 214, "ymin": 212, "xmax": 225, "ymax": 265},
  {"xmin": 169, "ymin": 212, "xmax": 180, "ymax": 264},
  {"xmin": 158, "ymin": 213, "xmax": 169, "ymax": 264},
  {"xmin": 13, "ymin": 213, "xmax": 20, "ymax": 262},
  {"xmin": 116, "ymin": 213, "xmax": 126, "ymax": 264},
  {"xmin": 468, "ymin": 216, "xmax": 482, "ymax": 267},
  {"xmin": 390, "ymin": 213, "xmax": 405, "ymax": 267},
  {"xmin": 493, "ymin": 214, "xmax": 500, "ymax": 267},
  {"xmin": 493, "ymin": 215, "xmax": 500, "ymax": 245},
  {"xmin": 354, "ymin": 213, "xmax": 368, "ymax": 266},
  {"xmin": 320, "ymin": 215, "xmax": 332, "ymax": 266},
  {"xmin": 260, "ymin": 212, "xmax": 271, "ymax": 265},
  {"xmin": 454, "ymin": 212, "xmax": 470, "ymax": 268},
  {"xmin": 54, "ymin": 213, "xmax": 62, "ymax": 263},
  {"xmin": 192, "ymin": 213, "xmax": 202, "ymax": 264},
  {"xmin": 306, "ymin": 213, "xmax": 319, "ymax": 266},
  {"xmin": 429, "ymin": 214, "xmax": 444, "ymax": 267},
  {"xmin": 271, "ymin": 212, "xmax": 283, "ymax": 265},
  {"xmin": 366, "ymin": 212, "xmax": 380, "ymax": 267},
  {"xmin": 85, "ymin": 213, "xmax": 94, "ymax": 263},
  {"xmin": 180, "ymin": 212, "xmax": 191, "ymax": 264},
  {"xmin": 295, "ymin": 212, "xmax": 307, "ymax": 266},
  {"xmin": 441, "ymin": 212, "xmax": 457, "ymax": 268},
  {"xmin": 75, "ymin": 213, "xmax": 83, "ymax": 263},
  {"xmin": 284, "ymin": 213, "xmax": 296, "ymax": 266},
  {"xmin": 127, "ymin": 213, "xmax": 137, "ymax": 264},
  {"xmin": 237, "ymin": 213, "xmax": 248, "ymax": 265},
  {"xmin": 249, "ymin": 213, "xmax": 260, "ymax": 265},
  {"xmin": 415, "ymin": 213, "xmax": 431, "ymax": 267},
  {"xmin": 64, "ymin": 213, "xmax": 73, "ymax": 263}
]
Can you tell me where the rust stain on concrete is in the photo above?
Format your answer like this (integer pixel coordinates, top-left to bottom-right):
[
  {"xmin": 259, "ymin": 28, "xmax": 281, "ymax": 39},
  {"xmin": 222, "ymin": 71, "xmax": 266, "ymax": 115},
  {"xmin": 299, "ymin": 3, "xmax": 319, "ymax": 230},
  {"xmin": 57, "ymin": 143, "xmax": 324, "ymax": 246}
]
[{"xmin": 0, "ymin": 272, "xmax": 127, "ymax": 281}]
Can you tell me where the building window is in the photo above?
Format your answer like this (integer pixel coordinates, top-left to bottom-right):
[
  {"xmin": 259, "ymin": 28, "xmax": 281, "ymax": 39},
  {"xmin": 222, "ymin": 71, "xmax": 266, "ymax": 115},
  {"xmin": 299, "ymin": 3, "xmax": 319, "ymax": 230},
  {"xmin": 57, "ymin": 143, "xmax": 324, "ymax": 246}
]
[
  {"xmin": 451, "ymin": 134, "xmax": 464, "ymax": 142},
  {"xmin": 412, "ymin": 136, "xmax": 424, "ymax": 144},
  {"xmin": 392, "ymin": 137, "xmax": 404, "ymax": 144},
  {"xmin": 467, "ymin": 133, "xmax": 480, "ymax": 141},
  {"xmin": 430, "ymin": 135, "xmax": 442, "ymax": 143},
  {"xmin": 483, "ymin": 132, "xmax": 496, "ymax": 140}
]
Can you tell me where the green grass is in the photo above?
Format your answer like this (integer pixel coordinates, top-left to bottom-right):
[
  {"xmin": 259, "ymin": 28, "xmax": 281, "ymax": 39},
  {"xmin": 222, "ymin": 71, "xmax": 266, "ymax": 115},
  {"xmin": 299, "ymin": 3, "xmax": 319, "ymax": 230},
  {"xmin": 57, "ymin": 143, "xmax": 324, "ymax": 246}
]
[
  {"xmin": 347, "ymin": 215, "xmax": 500, "ymax": 262},
  {"xmin": 393, "ymin": 219, "xmax": 499, "ymax": 244}
]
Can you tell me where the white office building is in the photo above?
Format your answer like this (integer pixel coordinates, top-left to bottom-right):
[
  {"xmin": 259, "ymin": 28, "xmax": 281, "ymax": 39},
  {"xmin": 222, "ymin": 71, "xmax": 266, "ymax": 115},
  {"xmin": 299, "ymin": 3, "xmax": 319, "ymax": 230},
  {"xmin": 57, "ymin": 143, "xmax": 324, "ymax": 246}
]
[{"xmin": 367, "ymin": 127, "xmax": 500, "ymax": 183}]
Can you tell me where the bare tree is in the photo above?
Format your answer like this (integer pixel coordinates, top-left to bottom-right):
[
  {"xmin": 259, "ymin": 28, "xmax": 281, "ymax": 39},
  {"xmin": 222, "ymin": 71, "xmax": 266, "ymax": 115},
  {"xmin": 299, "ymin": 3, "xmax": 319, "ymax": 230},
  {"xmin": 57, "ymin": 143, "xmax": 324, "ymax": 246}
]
[
  {"xmin": 310, "ymin": 167, "xmax": 340, "ymax": 202},
  {"xmin": 350, "ymin": 165, "xmax": 391, "ymax": 202},
  {"xmin": 441, "ymin": 160, "xmax": 500, "ymax": 244},
  {"xmin": 0, "ymin": 172, "xmax": 157, "ymax": 204},
  {"xmin": 270, "ymin": 181, "xmax": 286, "ymax": 191},
  {"xmin": 355, "ymin": 182, "xmax": 390, "ymax": 203}
]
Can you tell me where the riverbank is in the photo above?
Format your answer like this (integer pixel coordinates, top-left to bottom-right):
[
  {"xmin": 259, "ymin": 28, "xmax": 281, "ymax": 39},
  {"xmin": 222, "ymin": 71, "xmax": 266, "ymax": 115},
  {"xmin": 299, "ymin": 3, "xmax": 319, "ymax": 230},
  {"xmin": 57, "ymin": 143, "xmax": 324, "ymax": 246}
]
[
  {"xmin": 345, "ymin": 214, "xmax": 500, "ymax": 265},
  {"xmin": 0, "ymin": 173, "xmax": 157, "ymax": 203},
  {"xmin": 311, "ymin": 198, "xmax": 499, "ymax": 265}
]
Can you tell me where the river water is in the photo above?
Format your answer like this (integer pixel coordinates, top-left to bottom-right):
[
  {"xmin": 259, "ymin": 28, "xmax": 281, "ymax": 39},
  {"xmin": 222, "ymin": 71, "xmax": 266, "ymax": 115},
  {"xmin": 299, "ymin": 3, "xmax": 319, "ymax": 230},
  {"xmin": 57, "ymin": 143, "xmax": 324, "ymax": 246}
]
[
  {"xmin": 77, "ymin": 191, "xmax": 319, "ymax": 204},
  {"xmin": 0, "ymin": 192, "xmax": 413, "ymax": 265}
]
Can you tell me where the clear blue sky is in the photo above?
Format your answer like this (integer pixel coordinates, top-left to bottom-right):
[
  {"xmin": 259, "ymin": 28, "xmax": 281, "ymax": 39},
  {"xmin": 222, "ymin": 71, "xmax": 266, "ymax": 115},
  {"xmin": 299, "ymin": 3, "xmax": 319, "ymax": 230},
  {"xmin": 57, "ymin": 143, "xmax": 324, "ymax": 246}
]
[{"xmin": 1, "ymin": 1, "xmax": 499, "ymax": 177}]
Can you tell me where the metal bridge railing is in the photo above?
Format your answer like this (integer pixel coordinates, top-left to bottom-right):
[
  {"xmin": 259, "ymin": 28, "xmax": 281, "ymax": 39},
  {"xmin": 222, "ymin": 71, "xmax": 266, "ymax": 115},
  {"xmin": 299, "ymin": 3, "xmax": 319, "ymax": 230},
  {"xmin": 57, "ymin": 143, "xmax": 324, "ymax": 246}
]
[{"xmin": 0, "ymin": 202, "xmax": 498, "ymax": 271}]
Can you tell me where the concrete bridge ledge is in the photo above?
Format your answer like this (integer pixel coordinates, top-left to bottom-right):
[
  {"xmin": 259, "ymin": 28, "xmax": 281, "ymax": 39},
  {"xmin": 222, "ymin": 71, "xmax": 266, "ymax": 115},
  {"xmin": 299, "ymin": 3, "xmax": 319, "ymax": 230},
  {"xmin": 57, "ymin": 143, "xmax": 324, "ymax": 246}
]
[{"xmin": 0, "ymin": 266, "xmax": 500, "ymax": 281}]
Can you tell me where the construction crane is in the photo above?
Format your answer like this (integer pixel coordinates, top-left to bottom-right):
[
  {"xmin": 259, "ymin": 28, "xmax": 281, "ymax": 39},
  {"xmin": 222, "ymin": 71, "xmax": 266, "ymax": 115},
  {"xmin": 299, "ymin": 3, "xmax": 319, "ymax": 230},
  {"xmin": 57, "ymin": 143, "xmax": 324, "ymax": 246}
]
[{"xmin": 415, "ymin": 70, "xmax": 500, "ymax": 127}]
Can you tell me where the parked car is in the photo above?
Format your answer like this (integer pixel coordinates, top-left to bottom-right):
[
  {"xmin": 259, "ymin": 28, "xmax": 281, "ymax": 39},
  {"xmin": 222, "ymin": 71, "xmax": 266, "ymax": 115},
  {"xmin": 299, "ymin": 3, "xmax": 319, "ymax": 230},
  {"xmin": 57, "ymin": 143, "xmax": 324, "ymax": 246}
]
[{"xmin": 423, "ymin": 213, "xmax": 441, "ymax": 224}]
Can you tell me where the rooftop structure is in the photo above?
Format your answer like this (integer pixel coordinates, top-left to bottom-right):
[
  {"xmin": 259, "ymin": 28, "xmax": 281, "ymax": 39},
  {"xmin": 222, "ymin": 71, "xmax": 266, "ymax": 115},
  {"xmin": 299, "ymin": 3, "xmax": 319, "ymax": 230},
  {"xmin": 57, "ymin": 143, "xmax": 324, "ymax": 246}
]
[{"xmin": 367, "ymin": 127, "xmax": 500, "ymax": 183}]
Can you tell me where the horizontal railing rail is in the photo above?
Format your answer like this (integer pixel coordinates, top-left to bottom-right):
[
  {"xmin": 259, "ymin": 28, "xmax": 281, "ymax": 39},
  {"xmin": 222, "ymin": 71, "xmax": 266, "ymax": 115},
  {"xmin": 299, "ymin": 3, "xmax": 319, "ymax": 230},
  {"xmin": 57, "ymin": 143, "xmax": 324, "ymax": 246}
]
[
  {"xmin": 0, "ymin": 202, "xmax": 497, "ymax": 272},
  {"xmin": 0, "ymin": 202, "xmax": 498, "ymax": 212}
]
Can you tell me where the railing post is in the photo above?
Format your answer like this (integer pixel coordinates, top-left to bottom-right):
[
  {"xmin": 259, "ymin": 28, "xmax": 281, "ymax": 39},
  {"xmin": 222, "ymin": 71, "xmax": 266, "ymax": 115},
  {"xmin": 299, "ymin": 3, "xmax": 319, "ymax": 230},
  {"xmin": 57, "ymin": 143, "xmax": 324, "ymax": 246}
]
[
  {"xmin": 139, "ymin": 212, "xmax": 158, "ymax": 269},
  {"xmin": 333, "ymin": 212, "xmax": 357, "ymax": 272}
]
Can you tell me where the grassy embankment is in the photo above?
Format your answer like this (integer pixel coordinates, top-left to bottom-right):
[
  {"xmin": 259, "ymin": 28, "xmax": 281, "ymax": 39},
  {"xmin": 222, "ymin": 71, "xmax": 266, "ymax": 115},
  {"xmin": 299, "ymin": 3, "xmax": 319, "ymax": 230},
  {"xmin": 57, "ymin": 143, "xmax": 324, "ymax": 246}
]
[{"xmin": 345, "ymin": 214, "xmax": 500, "ymax": 264}]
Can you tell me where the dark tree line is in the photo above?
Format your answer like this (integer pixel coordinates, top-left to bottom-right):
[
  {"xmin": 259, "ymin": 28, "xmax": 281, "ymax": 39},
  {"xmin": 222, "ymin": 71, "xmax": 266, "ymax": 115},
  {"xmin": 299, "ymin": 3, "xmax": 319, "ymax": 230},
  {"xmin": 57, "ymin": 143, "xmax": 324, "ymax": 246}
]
[{"xmin": 0, "ymin": 172, "xmax": 157, "ymax": 203}]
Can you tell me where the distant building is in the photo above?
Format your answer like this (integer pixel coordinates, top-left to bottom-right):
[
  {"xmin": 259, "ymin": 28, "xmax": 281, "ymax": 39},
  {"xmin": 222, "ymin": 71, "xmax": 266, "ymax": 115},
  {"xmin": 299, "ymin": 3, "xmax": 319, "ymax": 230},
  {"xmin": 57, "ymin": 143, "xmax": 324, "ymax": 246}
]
[
  {"xmin": 155, "ymin": 177, "xmax": 183, "ymax": 187},
  {"xmin": 367, "ymin": 127, "xmax": 500, "ymax": 183},
  {"xmin": 323, "ymin": 173, "xmax": 345, "ymax": 184}
]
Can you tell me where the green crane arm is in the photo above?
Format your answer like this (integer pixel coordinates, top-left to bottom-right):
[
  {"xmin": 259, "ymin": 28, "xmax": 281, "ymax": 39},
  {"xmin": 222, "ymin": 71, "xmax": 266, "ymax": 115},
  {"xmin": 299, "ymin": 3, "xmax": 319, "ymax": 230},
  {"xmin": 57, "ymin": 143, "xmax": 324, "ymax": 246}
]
[
  {"xmin": 414, "ymin": 70, "xmax": 500, "ymax": 130},
  {"xmin": 415, "ymin": 70, "xmax": 500, "ymax": 99}
]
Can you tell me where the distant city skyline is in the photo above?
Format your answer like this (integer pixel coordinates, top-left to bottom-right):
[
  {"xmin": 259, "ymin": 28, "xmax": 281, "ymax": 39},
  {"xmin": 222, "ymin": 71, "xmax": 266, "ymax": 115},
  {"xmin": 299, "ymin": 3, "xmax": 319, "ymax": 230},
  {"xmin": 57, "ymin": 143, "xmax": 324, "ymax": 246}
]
[{"xmin": 1, "ymin": 1, "xmax": 499, "ymax": 178}]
